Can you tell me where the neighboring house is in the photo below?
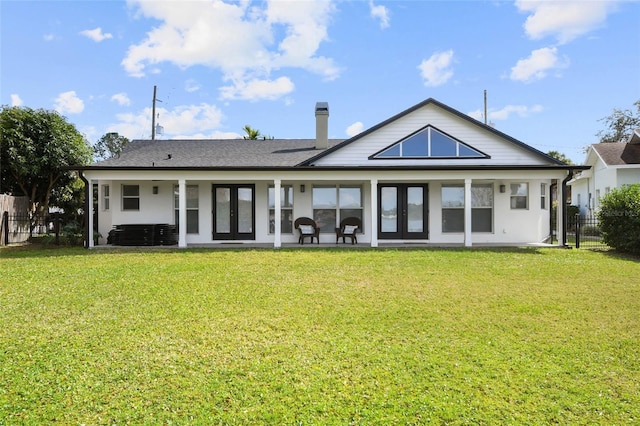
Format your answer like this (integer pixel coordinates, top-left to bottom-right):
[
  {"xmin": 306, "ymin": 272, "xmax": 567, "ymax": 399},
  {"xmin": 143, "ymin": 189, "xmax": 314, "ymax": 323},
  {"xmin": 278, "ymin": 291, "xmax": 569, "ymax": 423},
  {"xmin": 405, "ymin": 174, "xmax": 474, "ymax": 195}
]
[
  {"xmin": 569, "ymin": 129, "xmax": 640, "ymax": 216},
  {"xmin": 75, "ymin": 98, "xmax": 585, "ymax": 248}
]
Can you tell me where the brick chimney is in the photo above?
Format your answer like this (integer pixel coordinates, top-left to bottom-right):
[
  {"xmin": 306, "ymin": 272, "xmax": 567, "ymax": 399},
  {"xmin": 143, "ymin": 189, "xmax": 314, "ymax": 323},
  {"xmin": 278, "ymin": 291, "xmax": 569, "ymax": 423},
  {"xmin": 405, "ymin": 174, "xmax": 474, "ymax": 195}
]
[{"xmin": 315, "ymin": 102, "xmax": 329, "ymax": 150}]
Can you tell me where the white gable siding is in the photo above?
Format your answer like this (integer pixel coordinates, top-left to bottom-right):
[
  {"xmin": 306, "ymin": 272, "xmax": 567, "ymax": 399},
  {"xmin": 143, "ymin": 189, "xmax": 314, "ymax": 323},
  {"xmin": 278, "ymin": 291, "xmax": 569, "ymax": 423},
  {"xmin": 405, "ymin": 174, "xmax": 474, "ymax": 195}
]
[
  {"xmin": 618, "ymin": 168, "xmax": 640, "ymax": 186},
  {"xmin": 312, "ymin": 104, "xmax": 550, "ymax": 167}
]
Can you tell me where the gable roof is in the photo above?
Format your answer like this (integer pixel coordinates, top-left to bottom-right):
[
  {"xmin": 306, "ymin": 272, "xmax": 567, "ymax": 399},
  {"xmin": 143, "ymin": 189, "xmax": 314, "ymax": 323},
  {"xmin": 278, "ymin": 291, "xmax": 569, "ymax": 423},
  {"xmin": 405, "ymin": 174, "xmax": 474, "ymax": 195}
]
[
  {"xmin": 299, "ymin": 97, "xmax": 566, "ymax": 166},
  {"xmin": 86, "ymin": 138, "xmax": 345, "ymax": 169},
  {"xmin": 77, "ymin": 98, "xmax": 582, "ymax": 172},
  {"xmin": 591, "ymin": 143, "xmax": 640, "ymax": 166}
]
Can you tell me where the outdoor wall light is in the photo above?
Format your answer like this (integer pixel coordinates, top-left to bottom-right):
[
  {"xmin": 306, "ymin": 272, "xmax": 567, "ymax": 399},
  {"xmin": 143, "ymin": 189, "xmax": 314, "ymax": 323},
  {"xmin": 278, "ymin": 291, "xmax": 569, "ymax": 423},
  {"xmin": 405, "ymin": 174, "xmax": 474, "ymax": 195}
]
[
  {"xmin": 499, "ymin": 184, "xmax": 506, "ymax": 193},
  {"xmin": 300, "ymin": 184, "xmax": 306, "ymax": 193}
]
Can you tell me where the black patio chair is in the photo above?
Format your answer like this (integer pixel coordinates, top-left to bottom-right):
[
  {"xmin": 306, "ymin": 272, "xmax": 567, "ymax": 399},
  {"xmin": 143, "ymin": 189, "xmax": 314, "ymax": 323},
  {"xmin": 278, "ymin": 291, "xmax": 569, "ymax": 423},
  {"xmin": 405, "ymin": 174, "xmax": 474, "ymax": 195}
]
[
  {"xmin": 336, "ymin": 217, "xmax": 361, "ymax": 244},
  {"xmin": 294, "ymin": 217, "xmax": 320, "ymax": 244}
]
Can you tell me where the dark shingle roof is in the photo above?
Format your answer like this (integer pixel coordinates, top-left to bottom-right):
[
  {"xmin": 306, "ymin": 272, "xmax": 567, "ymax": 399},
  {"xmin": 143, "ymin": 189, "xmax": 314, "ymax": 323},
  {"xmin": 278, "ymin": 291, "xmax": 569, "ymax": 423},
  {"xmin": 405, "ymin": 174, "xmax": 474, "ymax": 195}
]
[
  {"xmin": 592, "ymin": 143, "xmax": 640, "ymax": 166},
  {"xmin": 92, "ymin": 139, "xmax": 345, "ymax": 168}
]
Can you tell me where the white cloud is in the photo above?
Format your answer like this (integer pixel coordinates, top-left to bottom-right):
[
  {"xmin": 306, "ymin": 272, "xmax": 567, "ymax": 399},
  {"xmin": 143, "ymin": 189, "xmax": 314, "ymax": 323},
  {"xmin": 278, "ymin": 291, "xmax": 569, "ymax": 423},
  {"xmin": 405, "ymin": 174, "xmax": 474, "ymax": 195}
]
[
  {"xmin": 346, "ymin": 121, "xmax": 364, "ymax": 137},
  {"xmin": 109, "ymin": 103, "xmax": 225, "ymax": 140},
  {"xmin": 468, "ymin": 104, "xmax": 543, "ymax": 121},
  {"xmin": 79, "ymin": 27, "xmax": 113, "ymax": 42},
  {"xmin": 219, "ymin": 76, "xmax": 294, "ymax": 101},
  {"xmin": 185, "ymin": 79, "xmax": 201, "ymax": 93},
  {"xmin": 43, "ymin": 33, "xmax": 55, "ymax": 42},
  {"xmin": 10, "ymin": 94, "xmax": 23, "ymax": 106},
  {"xmin": 54, "ymin": 91, "xmax": 84, "ymax": 114},
  {"xmin": 369, "ymin": 1, "xmax": 390, "ymax": 29},
  {"xmin": 122, "ymin": 0, "xmax": 339, "ymax": 100},
  {"xmin": 510, "ymin": 46, "xmax": 569, "ymax": 83},
  {"xmin": 111, "ymin": 92, "xmax": 131, "ymax": 106},
  {"xmin": 81, "ymin": 125, "xmax": 99, "ymax": 143},
  {"xmin": 417, "ymin": 50, "xmax": 454, "ymax": 87},
  {"xmin": 516, "ymin": 0, "xmax": 619, "ymax": 44}
]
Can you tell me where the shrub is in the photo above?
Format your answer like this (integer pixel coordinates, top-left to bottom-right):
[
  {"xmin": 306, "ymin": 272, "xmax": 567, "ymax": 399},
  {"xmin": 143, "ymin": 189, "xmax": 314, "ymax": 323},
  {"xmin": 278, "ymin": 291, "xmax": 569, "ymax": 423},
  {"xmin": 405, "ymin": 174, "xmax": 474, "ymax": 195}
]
[
  {"xmin": 62, "ymin": 222, "xmax": 83, "ymax": 246},
  {"xmin": 581, "ymin": 225, "xmax": 601, "ymax": 236},
  {"xmin": 597, "ymin": 184, "xmax": 640, "ymax": 254}
]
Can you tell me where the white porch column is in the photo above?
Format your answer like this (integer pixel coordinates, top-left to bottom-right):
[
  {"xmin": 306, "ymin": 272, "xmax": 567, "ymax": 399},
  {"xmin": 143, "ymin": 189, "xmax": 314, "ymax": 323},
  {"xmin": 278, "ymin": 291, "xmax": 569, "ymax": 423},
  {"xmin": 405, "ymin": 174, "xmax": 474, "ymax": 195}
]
[
  {"xmin": 274, "ymin": 179, "xmax": 282, "ymax": 248},
  {"xmin": 464, "ymin": 178, "xmax": 472, "ymax": 247},
  {"xmin": 178, "ymin": 179, "xmax": 187, "ymax": 248},
  {"xmin": 370, "ymin": 179, "xmax": 378, "ymax": 247},
  {"xmin": 87, "ymin": 179, "xmax": 94, "ymax": 248}
]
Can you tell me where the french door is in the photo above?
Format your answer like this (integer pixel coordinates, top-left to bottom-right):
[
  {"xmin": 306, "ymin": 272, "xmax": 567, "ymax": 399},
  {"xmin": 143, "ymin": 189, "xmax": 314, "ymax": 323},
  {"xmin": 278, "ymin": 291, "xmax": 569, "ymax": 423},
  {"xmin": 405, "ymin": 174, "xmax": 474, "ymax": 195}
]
[
  {"xmin": 378, "ymin": 184, "xmax": 428, "ymax": 239},
  {"xmin": 212, "ymin": 184, "xmax": 255, "ymax": 240}
]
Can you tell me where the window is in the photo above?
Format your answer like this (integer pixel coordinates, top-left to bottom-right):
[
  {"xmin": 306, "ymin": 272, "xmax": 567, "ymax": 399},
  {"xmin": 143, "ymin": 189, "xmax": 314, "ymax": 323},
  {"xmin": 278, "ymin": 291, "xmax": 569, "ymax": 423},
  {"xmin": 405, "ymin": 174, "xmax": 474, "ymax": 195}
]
[
  {"xmin": 472, "ymin": 184, "xmax": 493, "ymax": 232},
  {"xmin": 174, "ymin": 185, "xmax": 199, "ymax": 234},
  {"xmin": 374, "ymin": 126, "xmax": 486, "ymax": 159},
  {"xmin": 122, "ymin": 185, "xmax": 139, "ymax": 210},
  {"xmin": 442, "ymin": 184, "xmax": 493, "ymax": 233},
  {"xmin": 102, "ymin": 185, "xmax": 110, "ymax": 211},
  {"xmin": 442, "ymin": 185, "xmax": 464, "ymax": 232},
  {"xmin": 268, "ymin": 185, "xmax": 293, "ymax": 234},
  {"xmin": 541, "ymin": 183, "xmax": 547, "ymax": 210},
  {"xmin": 312, "ymin": 185, "xmax": 362, "ymax": 232},
  {"xmin": 510, "ymin": 183, "xmax": 528, "ymax": 209}
]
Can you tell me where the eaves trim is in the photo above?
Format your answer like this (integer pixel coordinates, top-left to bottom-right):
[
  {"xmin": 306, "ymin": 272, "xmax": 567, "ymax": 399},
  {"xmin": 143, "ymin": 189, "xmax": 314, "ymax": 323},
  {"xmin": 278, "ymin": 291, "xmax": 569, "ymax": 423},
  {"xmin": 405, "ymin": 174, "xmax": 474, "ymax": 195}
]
[{"xmin": 72, "ymin": 164, "xmax": 589, "ymax": 172}]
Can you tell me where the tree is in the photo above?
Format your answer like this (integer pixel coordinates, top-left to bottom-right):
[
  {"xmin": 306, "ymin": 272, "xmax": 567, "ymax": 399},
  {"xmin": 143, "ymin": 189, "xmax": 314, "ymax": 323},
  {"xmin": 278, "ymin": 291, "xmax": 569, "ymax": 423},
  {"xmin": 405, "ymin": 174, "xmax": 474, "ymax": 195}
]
[
  {"xmin": 547, "ymin": 150, "xmax": 574, "ymax": 165},
  {"xmin": 597, "ymin": 99, "xmax": 640, "ymax": 143},
  {"xmin": 0, "ymin": 106, "xmax": 93, "ymax": 221},
  {"xmin": 242, "ymin": 125, "xmax": 261, "ymax": 140},
  {"xmin": 94, "ymin": 132, "xmax": 130, "ymax": 160},
  {"xmin": 597, "ymin": 184, "xmax": 640, "ymax": 254}
]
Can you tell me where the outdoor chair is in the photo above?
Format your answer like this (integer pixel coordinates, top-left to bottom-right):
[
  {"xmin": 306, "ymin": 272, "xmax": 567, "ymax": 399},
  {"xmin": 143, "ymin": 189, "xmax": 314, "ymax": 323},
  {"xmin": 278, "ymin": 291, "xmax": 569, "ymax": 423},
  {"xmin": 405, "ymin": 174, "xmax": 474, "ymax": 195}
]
[
  {"xmin": 336, "ymin": 217, "xmax": 361, "ymax": 244},
  {"xmin": 294, "ymin": 217, "xmax": 320, "ymax": 244}
]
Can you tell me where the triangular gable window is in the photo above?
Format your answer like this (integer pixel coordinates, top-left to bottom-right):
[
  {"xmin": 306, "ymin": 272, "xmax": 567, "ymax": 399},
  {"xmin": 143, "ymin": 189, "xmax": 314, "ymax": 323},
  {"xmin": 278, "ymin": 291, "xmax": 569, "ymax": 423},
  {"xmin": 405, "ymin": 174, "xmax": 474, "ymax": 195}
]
[{"xmin": 373, "ymin": 126, "xmax": 487, "ymax": 159}]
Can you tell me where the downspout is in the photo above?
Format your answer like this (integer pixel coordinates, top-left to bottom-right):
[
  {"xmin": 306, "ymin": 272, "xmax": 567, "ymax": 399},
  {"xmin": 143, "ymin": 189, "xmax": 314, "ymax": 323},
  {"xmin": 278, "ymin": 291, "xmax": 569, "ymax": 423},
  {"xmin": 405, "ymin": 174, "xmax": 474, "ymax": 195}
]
[
  {"xmin": 549, "ymin": 180, "xmax": 557, "ymax": 244},
  {"xmin": 561, "ymin": 168, "xmax": 574, "ymax": 248},
  {"xmin": 79, "ymin": 171, "xmax": 90, "ymax": 249}
]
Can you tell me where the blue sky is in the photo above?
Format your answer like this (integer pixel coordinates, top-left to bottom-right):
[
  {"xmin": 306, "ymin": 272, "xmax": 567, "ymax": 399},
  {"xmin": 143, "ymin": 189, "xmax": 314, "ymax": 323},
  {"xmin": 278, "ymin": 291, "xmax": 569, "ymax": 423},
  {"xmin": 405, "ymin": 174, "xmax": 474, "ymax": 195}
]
[{"xmin": 2, "ymin": 0, "xmax": 639, "ymax": 163}]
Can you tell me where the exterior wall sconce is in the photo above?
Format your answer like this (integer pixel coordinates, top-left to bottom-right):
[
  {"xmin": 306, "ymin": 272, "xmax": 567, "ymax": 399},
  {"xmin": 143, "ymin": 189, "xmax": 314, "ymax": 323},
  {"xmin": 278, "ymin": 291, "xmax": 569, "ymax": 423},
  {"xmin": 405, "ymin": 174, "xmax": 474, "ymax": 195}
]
[
  {"xmin": 153, "ymin": 186, "xmax": 159, "ymax": 194},
  {"xmin": 300, "ymin": 184, "xmax": 306, "ymax": 193},
  {"xmin": 499, "ymin": 184, "xmax": 506, "ymax": 193}
]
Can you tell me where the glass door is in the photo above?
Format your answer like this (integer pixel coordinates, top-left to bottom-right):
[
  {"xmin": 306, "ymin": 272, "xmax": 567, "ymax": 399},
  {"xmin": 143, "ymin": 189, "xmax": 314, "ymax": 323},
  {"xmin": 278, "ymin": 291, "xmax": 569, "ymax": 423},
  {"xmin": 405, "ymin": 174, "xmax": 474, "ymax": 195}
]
[
  {"xmin": 212, "ymin": 184, "xmax": 255, "ymax": 240},
  {"xmin": 378, "ymin": 184, "xmax": 428, "ymax": 239}
]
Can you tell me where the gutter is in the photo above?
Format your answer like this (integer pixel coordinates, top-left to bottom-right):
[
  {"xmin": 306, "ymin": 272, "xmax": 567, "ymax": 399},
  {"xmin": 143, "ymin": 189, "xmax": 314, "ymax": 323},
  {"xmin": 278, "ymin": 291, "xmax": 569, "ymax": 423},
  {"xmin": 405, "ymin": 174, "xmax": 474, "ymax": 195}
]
[
  {"xmin": 79, "ymin": 171, "xmax": 90, "ymax": 249},
  {"xmin": 561, "ymin": 168, "xmax": 575, "ymax": 248},
  {"xmin": 73, "ymin": 164, "xmax": 589, "ymax": 172}
]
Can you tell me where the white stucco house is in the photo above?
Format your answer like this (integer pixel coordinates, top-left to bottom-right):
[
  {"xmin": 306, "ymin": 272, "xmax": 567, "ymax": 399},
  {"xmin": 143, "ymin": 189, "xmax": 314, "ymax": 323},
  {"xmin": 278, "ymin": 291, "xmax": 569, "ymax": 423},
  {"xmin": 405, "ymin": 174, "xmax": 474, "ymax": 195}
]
[
  {"xmin": 569, "ymin": 129, "xmax": 640, "ymax": 216},
  {"xmin": 76, "ymin": 98, "xmax": 585, "ymax": 248}
]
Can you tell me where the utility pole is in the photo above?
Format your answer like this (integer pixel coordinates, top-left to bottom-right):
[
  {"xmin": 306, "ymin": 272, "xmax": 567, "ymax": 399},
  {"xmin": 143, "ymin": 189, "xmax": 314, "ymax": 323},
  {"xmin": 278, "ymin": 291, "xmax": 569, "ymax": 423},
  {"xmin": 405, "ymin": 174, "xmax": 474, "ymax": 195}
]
[
  {"xmin": 484, "ymin": 89, "xmax": 488, "ymax": 125},
  {"xmin": 151, "ymin": 85, "xmax": 161, "ymax": 140}
]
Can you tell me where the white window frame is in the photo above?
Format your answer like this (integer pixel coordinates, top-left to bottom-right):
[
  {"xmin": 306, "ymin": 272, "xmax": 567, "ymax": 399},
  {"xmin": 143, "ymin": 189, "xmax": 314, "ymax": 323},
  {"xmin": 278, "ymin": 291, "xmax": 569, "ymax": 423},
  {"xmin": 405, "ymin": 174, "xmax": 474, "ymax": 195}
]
[
  {"xmin": 268, "ymin": 185, "xmax": 294, "ymax": 234},
  {"xmin": 471, "ymin": 184, "xmax": 493, "ymax": 233},
  {"xmin": 312, "ymin": 185, "xmax": 363, "ymax": 233},
  {"xmin": 442, "ymin": 184, "xmax": 493, "ymax": 233},
  {"xmin": 174, "ymin": 185, "xmax": 199, "ymax": 234},
  {"xmin": 441, "ymin": 185, "xmax": 464, "ymax": 233},
  {"xmin": 510, "ymin": 183, "xmax": 529, "ymax": 210},
  {"xmin": 122, "ymin": 184, "xmax": 140, "ymax": 211},
  {"xmin": 540, "ymin": 183, "xmax": 547, "ymax": 210},
  {"xmin": 102, "ymin": 184, "xmax": 110, "ymax": 211}
]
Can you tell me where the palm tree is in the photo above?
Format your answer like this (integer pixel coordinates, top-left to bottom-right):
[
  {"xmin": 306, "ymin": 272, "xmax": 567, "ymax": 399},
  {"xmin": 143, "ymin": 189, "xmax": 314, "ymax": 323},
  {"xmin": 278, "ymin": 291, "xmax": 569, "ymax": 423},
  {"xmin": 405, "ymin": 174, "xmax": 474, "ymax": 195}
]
[{"xmin": 243, "ymin": 125, "xmax": 261, "ymax": 140}]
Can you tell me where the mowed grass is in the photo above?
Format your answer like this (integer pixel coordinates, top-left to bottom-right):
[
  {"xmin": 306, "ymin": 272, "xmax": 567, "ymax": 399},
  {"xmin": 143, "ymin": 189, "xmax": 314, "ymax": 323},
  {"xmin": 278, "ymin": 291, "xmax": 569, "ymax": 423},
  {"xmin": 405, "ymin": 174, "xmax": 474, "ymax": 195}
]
[{"xmin": 1, "ymin": 247, "xmax": 638, "ymax": 425}]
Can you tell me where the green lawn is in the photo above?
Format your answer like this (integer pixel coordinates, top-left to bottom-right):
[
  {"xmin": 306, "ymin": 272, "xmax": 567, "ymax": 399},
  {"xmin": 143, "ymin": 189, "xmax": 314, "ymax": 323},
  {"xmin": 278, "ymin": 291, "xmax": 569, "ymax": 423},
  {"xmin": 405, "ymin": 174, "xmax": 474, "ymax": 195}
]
[{"xmin": 1, "ymin": 247, "xmax": 638, "ymax": 425}]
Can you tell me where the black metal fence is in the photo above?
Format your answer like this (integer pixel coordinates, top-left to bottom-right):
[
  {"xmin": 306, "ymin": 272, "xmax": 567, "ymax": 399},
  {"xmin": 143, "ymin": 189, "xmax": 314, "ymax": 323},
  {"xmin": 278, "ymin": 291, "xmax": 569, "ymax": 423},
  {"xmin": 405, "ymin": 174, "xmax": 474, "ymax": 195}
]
[
  {"xmin": 567, "ymin": 214, "xmax": 609, "ymax": 250},
  {"xmin": 1, "ymin": 212, "xmax": 84, "ymax": 246}
]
